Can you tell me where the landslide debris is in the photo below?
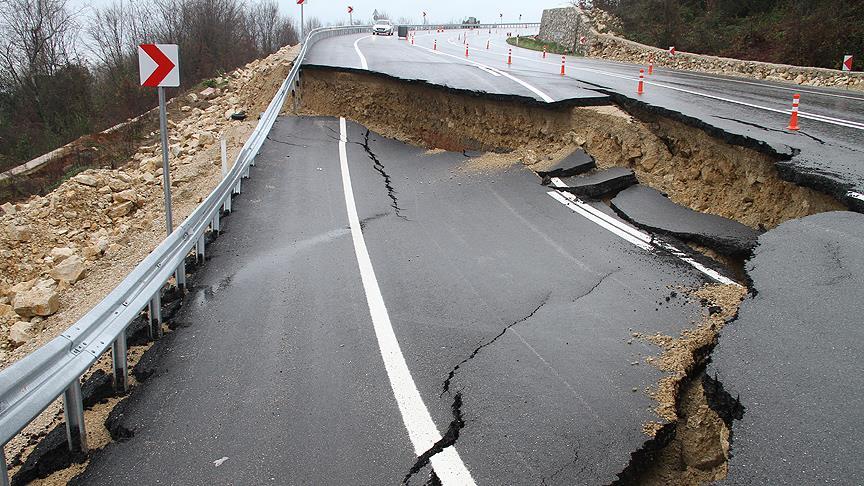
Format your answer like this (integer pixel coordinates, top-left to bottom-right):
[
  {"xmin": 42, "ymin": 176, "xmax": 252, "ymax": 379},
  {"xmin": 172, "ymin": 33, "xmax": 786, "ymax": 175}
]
[{"xmin": 297, "ymin": 68, "xmax": 845, "ymax": 233}]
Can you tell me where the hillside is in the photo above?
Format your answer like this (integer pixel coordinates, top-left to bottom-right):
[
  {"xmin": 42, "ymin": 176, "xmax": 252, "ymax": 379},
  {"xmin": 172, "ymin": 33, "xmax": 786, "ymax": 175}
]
[{"xmin": 591, "ymin": 0, "xmax": 863, "ymax": 70}]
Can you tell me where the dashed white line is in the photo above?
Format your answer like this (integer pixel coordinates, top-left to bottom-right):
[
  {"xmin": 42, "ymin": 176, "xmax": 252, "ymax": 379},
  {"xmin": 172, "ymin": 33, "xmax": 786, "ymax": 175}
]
[
  {"xmin": 337, "ymin": 117, "xmax": 476, "ymax": 486},
  {"xmin": 547, "ymin": 178, "xmax": 738, "ymax": 286}
]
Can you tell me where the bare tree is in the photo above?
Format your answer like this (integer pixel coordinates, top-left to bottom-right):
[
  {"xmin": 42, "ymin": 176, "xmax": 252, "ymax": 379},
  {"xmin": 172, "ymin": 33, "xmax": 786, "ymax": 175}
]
[{"xmin": 0, "ymin": 0, "xmax": 80, "ymax": 90}]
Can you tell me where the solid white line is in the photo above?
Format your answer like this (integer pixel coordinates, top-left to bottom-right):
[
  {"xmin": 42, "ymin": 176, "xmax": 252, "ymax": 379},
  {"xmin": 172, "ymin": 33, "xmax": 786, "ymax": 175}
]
[
  {"xmin": 413, "ymin": 43, "xmax": 555, "ymax": 103},
  {"xmin": 546, "ymin": 181, "xmax": 739, "ymax": 286},
  {"xmin": 337, "ymin": 118, "xmax": 476, "ymax": 486},
  {"xmin": 548, "ymin": 191, "xmax": 653, "ymax": 250},
  {"xmin": 354, "ymin": 35, "xmax": 370, "ymax": 70}
]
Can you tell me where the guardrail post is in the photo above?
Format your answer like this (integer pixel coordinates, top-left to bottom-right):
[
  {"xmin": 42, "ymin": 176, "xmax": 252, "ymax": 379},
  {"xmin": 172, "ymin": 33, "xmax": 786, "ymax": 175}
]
[
  {"xmin": 149, "ymin": 293, "xmax": 163, "ymax": 339},
  {"xmin": 234, "ymin": 180, "xmax": 242, "ymax": 195},
  {"xmin": 112, "ymin": 333, "xmax": 128, "ymax": 392},
  {"xmin": 223, "ymin": 194, "xmax": 232, "ymax": 213},
  {"xmin": 196, "ymin": 235, "xmax": 206, "ymax": 262},
  {"xmin": 212, "ymin": 211, "xmax": 221, "ymax": 233},
  {"xmin": 176, "ymin": 260, "xmax": 187, "ymax": 290},
  {"xmin": 62, "ymin": 379, "xmax": 88, "ymax": 454},
  {"xmin": 0, "ymin": 449, "xmax": 8, "ymax": 486}
]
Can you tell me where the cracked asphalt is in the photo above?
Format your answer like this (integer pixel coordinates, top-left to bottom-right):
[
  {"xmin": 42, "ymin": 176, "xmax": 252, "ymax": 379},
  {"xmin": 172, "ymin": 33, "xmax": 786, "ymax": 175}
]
[{"xmin": 71, "ymin": 117, "xmax": 722, "ymax": 485}]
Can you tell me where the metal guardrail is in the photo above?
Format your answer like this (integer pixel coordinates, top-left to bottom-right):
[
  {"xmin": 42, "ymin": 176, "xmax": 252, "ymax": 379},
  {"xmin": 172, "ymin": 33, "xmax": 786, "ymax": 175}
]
[
  {"xmin": 0, "ymin": 21, "xmax": 537, "ymax": 483},
  {"xmin": 0, "ymin": 24, "xmax": 369, "ymax": 485}
]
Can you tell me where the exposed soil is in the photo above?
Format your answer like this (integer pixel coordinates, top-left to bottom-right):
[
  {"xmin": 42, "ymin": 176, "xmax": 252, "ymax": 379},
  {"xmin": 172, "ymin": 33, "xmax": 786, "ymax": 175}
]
[
  {"xmin": 617, "ymin": 284, "xmax": 746, "ymax": 485},
  {"xmin": 297, "ymin": 68, "xmax": 845, "ymax": 231}
]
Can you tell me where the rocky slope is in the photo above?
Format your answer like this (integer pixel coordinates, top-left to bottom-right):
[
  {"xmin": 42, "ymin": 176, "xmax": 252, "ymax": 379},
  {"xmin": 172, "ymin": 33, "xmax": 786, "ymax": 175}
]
[{"xmin": 0, "ymin": 44, "xmax": 300, "ymax": 367}]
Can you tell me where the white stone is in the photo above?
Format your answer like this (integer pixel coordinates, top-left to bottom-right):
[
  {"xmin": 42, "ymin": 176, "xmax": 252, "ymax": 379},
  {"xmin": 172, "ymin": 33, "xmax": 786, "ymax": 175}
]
[{"xmin": 49, "ymin": 255, "xmax": 86, "ymax": 284}]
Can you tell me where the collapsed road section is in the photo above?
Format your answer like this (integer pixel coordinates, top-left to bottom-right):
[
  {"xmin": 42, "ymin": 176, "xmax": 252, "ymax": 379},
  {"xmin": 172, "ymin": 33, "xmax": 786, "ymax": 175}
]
[{"xmin": 294, "ymin": 67, "xmax": 863, "ymax": 483}]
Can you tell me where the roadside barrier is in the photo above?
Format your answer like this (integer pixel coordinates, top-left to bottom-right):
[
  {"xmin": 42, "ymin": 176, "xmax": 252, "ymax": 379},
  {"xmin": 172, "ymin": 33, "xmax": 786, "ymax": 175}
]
[
  {"xmin": 561, "ymin": 56, "xmax": 566, "ymax": 76},
  {"xmin": 508, "ymin": 48, "xmax": 512, "ymax": 65},
  {"xmin": 648, "ymin": 62, "xmax": 653, "ymax": 75},
  {"xmin": 787, "ymin": 94, "xmax": 801, "ymax": 130},
  {"xmin": 434, "ymin": 39, "xmax": 437, "ymax": 51},
  {"xmin": 465, "ymin": 42, "xmax": 469, "ymax": 57},
  {"xmin": 638, "ymin": 69, "xmax": 645, "ymax": 94}
]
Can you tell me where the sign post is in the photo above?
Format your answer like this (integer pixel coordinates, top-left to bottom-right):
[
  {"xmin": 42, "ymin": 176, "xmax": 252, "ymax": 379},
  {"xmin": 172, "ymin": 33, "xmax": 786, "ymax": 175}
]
[
  {"xmin": 138, "ymin": 43, "xmax": 180, "ymax": 236},
  {"xmin": 298, "ymin": 0, "xmax": 305, "ymax": 39}
]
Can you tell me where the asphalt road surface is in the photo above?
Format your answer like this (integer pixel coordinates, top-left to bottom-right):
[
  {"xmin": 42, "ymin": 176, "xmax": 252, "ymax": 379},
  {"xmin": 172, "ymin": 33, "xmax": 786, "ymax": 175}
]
[
  {"xmin": 305, "ymin": 28, "xmax": 864, "ymax": 209},
  {"xmin": 73, "ymin": 116, "xmax": 726, "ymax": 485}
]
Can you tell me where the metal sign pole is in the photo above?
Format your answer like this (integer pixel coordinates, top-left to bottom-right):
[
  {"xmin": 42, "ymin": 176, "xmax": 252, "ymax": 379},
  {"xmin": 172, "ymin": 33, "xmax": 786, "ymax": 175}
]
[
  {"xmin": 301, "ymin": 4, "xmax": 305, "ymax": 39},
  {"xmin": 158, "ymin": 86, "xmax": 174, "ymax": 236}
]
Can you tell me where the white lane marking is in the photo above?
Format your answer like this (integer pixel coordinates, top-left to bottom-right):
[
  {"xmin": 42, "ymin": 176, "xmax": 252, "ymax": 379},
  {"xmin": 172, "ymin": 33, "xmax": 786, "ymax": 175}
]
[
  {"xmin": 848, "ymin": 191, "xmax": 864, "ymax": 202},
  {"xmin": 337, "ymin": 118, "xmax": 476, "ymax": 485},
  {"xmin": 547, "ymin": 178, "xmax": 738, "ymax": 286},
  {"xmin": 412, "ymin": 42, "xmax": 555, "ymax": 103},
  {"xmin": 472, "ymin": 40, "xmax": 864, "ymax": 131},
  {"xmin": 475, "ymin": 65, "xmax": 502, "ymax": 77},
  {"xmin": 354, "ymin": 35, "xmax": 370, "ymax": 70}
]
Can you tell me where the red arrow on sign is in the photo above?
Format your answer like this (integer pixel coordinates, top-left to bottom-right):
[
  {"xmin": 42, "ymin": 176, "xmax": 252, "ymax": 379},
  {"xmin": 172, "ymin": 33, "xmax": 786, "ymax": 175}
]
[
  {"xmin": 348, "ymin": 6, "xmax": 353, "ymax": 13},
  {"xmin": 843, "ymin": 55, "xmax": 853, "ymax": 71},
  {"xmin": 140, "ymin": 44, "xmax": 176, "ymax": 87}
]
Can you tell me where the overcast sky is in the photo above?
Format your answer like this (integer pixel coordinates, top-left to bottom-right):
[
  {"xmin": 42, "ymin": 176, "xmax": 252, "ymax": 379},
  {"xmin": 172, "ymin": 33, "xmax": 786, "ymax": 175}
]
[{"xmin": 68, "ymin": 0, "xmax": 573, "ymax": 25}]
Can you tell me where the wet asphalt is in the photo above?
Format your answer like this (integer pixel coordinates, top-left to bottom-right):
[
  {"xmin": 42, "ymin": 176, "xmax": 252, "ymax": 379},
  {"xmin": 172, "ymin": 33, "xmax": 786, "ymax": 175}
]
[{"xmin": 71, "ymin": 117, "xmax": 723, "ymax": 485}]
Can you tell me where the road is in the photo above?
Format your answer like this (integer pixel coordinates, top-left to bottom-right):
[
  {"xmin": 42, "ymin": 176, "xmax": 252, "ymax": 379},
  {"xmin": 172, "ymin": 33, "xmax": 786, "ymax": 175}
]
[
  {"xmin": 73, "ymin": 116, "xmax": 724, "ymax": 485},
  {"xmin": 305, "ymin": 28, "xmax": 864, "ymax": 209},
  {"xmin": 69, "ymin": 28, "xmax": 864, "ymax": 485}
]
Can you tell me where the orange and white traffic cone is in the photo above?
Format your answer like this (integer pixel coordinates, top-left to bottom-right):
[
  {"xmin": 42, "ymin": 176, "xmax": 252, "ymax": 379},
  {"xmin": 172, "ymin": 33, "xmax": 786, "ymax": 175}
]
[
  {"xmin": 787, "ymin": 94, "xmax": 801, "ymax": 130},
  {"xmin": 508, "ymin": 49, "xmax": 512, "ymax": 65},
  {"xmin": 648, "ymin": 62, "xmax": 653, "ymax": 75},
  {"xmin": 561, "ymin": 56, "xmax": 566, "ymax": 76},
  {"xmin": 637, "ymin": 69, "xmax": 645, "ymax": 94},
  {"xmin": 543, "ymin": 46, "xmax": 547, "ymax": 59}
]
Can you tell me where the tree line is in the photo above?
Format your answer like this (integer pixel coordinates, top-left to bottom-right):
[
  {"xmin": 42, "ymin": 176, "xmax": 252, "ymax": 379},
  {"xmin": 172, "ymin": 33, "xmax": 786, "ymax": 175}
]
[
  {"xmin": 587, "ymin": 0, "xmax": 863, "ymax": 70},
  {"xmin": 0, "ymin": 0, "xmax": 299, "ymax": 172}
]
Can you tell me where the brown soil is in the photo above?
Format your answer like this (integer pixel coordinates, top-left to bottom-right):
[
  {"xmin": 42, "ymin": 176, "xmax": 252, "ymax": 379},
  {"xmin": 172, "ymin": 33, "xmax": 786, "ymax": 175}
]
[
  {"xmin": 297, "ymin": 68, "xmax": 845, "ymax": 231},
  {"xmin": 623, "ymin": 283, "xmax": 746, "ymax": 485}
]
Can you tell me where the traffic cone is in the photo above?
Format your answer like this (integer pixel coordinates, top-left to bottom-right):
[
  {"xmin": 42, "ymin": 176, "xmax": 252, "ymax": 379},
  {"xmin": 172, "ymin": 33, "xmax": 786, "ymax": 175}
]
[
  {"xmin": 787, "ymin": 94, "xmax": 801, "ymax": 130},
  {"xmin": 648, "ymin": 62, "xmax": 653, "ymax": 75},
  {"xmin": 508, "ymin": 49, "xmax": 512, "ymax": 65},
  {"xmin": 637, "ymin": 69, "xmax": 645, "ymax": 94},
  {"xmin": 543, "ymin": 46, "xmax": 547, "ymax": 59},
  {"xmin": 465, "ymin": 43, "xmax": 469, "ymax": 57},
  {"xmin": 433, "ymin": 39, "xmax": 437, "ymax": 51},
  {"xmin": 486, "ymin": 39, "xmax": 490, "ymax": 50},
  {"xmin": 561, "ymin": 56, "xmax": 566, "ymax": 76}
]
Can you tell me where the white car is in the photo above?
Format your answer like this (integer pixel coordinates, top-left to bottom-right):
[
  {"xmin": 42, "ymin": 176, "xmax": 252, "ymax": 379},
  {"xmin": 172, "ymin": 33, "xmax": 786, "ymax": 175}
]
[{"xmin": 373, "ymin": 19, "xmax": 394, "ymax": 36}]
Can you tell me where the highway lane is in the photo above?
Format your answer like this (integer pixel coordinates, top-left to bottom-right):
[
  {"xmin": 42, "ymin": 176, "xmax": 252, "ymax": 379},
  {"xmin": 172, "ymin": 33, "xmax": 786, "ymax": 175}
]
[
  {"xmin": 73, "ymin": 116, "xmax": 721, "ymax": 485},
  {"xmin": 306, "ymin": 29, "xmax": 864, "ymax": 207}
]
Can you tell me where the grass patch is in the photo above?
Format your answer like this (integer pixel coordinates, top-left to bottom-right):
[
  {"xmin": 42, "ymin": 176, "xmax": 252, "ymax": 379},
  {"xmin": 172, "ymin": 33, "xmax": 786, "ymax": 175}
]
[{"xmin": 506, "ymin": 36, "xmax": 579, "ymax": 55}]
